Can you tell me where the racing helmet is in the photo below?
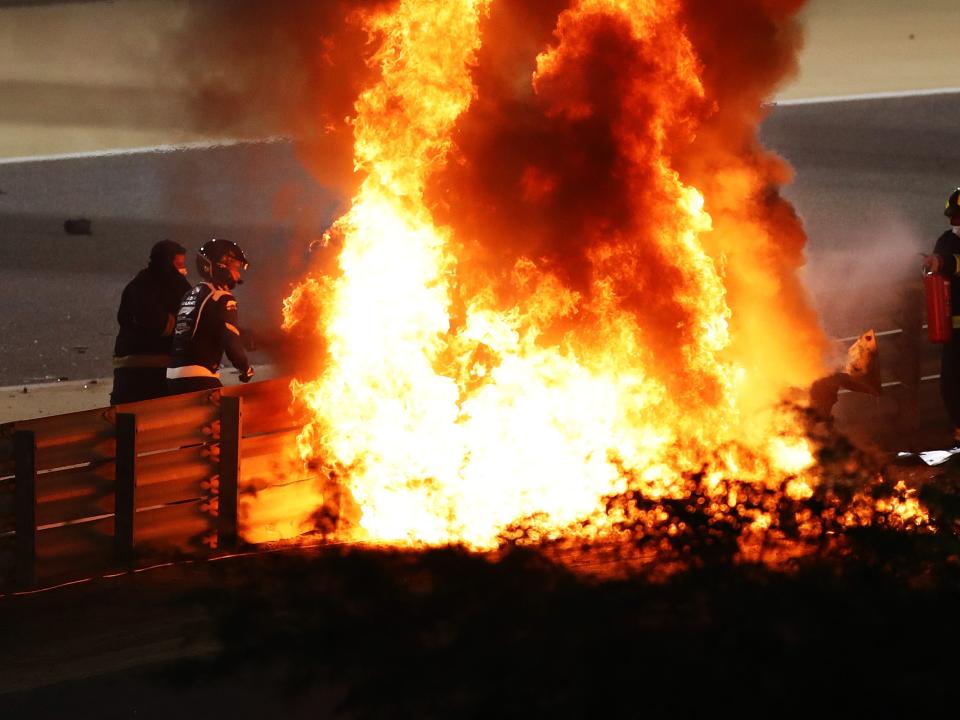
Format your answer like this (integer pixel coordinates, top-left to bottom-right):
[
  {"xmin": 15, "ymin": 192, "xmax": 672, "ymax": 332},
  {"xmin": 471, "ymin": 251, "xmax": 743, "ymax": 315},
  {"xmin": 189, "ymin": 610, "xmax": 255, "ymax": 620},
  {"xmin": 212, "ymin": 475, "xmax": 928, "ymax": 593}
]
[
  {"xmin": 945, "ymin": 188, "xmax": 960, "ymax": 218},
  {"xmin": 197, "ymin": 238, "xmax": 249, "ymax": 289}
]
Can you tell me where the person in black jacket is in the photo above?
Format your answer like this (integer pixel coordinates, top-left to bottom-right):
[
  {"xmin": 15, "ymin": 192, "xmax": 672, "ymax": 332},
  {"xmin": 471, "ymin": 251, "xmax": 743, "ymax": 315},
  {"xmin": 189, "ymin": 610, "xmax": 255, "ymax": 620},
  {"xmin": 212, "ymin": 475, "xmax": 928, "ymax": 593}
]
[
  {"xmin": 167, "ymin": 238, "xmax": 254, "ymax": 395},
  {"xmin": 110, "ymin": 240, "xmax": 192, "ymax": 404},
  {"xmin": 924, "ymin": 188, "xmax": 960, "ymax": 438}
]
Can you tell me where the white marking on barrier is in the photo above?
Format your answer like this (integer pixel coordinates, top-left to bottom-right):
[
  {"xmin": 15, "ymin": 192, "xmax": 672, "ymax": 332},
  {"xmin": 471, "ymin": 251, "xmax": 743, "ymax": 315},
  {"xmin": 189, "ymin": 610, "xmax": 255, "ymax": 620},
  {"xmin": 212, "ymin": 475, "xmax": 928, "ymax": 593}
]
[
  {"xmin": 775, "ymin": 87, "xmax": 960, "ymax": 106},
  {"xmin": 835, "ymin": 328, "xmax": 903, "ymax": 344},
  {"xmin": 37, "ymin": 512, "xmax": 114, "ymax": 532},
  {"xmin": 837, "ymin": 375, "xmax": 940, "ymax": 395}
]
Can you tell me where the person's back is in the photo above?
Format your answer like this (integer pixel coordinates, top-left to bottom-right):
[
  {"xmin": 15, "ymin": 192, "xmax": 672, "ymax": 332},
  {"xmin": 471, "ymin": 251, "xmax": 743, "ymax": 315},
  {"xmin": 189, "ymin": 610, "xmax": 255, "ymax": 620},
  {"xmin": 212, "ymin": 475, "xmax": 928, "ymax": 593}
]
[
  {"xmin": 167, "ymin": 239, "xmax": 254, "ymax": 394},
  {"xmin": 111, "ymin": 240, "xmax": 191, "ymax": 404}
]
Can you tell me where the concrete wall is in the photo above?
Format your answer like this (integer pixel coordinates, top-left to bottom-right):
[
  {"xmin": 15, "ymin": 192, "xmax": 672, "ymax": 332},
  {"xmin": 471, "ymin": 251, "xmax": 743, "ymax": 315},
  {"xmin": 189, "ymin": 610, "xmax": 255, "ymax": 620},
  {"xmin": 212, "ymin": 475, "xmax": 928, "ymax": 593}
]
[
  {"xmin": 785, "ymin": 0, "xmax": 960, "ymax": 99},
  {"xmin": 0, "ymin": 0, "xmax": 211, "ymax": 158}
]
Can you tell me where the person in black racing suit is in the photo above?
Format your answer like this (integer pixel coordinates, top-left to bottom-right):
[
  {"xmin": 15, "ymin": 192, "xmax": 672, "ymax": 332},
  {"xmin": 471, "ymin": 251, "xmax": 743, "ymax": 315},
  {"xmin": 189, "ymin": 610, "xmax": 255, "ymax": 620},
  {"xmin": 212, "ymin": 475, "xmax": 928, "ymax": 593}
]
[
  {"xmin": 166, "ymin": 239, "xmax": 254, "ymax": 394},
  {"xmin": 110, "ymin": 240, "xmax": 191, "ymax": 404}
]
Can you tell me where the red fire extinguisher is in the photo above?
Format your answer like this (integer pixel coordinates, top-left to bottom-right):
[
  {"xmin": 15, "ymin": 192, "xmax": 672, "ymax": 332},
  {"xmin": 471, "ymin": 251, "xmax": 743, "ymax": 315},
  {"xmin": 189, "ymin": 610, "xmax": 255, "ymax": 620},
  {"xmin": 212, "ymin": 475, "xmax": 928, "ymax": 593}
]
[{"xmin": 924, "ymin": 268, "xmax": 952, "ymax": 343}]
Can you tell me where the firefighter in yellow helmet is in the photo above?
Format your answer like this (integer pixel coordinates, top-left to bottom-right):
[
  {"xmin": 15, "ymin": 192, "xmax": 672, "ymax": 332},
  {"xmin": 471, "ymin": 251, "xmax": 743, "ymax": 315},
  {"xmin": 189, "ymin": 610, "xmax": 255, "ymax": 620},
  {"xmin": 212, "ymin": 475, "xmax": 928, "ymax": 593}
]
[{"xmin": 923, "ymin": 188, "xmax": 960, "ymax": 440}]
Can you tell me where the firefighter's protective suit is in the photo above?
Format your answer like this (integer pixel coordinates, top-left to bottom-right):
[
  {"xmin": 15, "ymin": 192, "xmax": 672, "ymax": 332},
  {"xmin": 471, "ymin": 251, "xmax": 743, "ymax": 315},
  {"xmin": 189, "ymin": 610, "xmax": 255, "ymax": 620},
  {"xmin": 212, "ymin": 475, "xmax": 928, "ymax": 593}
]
[{"xmin": 929, "ymin": 189, "xmax": 960, "ymax": 434}]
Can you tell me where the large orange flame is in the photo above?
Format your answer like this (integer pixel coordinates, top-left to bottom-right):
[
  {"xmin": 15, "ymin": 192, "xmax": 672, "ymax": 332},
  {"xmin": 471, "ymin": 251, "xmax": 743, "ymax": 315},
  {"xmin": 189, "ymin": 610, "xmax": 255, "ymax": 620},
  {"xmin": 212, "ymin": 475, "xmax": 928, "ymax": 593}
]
[{"xmin": 275, "ymin": 0, "xmax": 927, "ymax": 555}]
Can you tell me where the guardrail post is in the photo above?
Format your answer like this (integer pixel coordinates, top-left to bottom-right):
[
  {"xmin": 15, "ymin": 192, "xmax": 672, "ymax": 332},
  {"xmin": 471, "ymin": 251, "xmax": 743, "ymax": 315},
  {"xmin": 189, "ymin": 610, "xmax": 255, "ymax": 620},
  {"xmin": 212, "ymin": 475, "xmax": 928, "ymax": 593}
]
[
  {"xmin": 14, "ymin": 430, "xmax": 37, "ymax": 588},
  {"xmin": 115, "ymin": 413, "xmax": 137, "ymax": 564},
  {"xmin": 218, "ymin": 396, "xmax": 242, "ymax": 552}
]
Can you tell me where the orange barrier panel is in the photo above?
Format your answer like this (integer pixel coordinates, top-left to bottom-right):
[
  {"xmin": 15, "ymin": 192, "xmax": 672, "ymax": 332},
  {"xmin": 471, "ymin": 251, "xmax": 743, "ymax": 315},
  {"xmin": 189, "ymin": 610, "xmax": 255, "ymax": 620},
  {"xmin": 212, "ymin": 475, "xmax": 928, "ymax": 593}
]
[
  {"xmin": 119, "ymin": 389, "xmax": 219, "ymax": 454},
  {"xmin": 36, "ymin": 516, "xmax": 113, "ymax": 585},
  {"xmin": 135, "ymin": 499, "xmax": 213, "ymax": 554},
  {"xmin": 238, "ymin": 426, "xmax": 318, "ymax": 544},
  {"xmin": 17, "ymin": 408, "xmax": 116, "ymax": 472},
  {"xmin": 137, "ymin": 445, "xmax": 217, "ymax": 508},
  {"xmin": 36, "ymin": 464, "xmax": 115, "ymax": 526},
  {"xmin": 36, "ymin": 461, "xmax": 113, "ymax": 503},
  {"xmin": 239, "ymin": 477, "xmax": 323, "ymax": 544},
  {"xmin": 240, "ymin": 428, "xmax": 303, "ymax": 492}
]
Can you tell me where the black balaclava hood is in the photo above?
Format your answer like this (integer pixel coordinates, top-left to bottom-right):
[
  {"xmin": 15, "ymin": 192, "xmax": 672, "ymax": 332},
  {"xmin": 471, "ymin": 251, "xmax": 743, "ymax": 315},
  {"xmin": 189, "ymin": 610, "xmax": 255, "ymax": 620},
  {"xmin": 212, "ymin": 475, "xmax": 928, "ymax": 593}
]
[{"xmin": 148, "ymin": 239, "xmax": 187, "ymax": 270}]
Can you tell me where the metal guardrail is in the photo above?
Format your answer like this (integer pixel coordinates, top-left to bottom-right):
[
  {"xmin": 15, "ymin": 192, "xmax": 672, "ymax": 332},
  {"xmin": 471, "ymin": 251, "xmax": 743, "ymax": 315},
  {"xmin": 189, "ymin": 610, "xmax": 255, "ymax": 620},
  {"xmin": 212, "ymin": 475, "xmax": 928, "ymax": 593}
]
[{"xmin": 0, "ymin": 378, "xmax": 302, "ymax": 591}]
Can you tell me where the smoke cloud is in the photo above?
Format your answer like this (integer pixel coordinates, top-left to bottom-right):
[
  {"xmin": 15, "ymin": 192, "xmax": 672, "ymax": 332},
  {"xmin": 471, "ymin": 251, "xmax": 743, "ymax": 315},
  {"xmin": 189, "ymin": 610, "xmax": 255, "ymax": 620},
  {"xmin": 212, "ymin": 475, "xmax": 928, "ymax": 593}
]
[
  {"xmin": 802, "ymin": 214, "xmax": 927, "ymax": 339},
  {"xmin": 172, "ymin": 0, "xmax": 394, "ymax": 194},
  {"xmin": 424, "ymin": 0, "xmax": 823, "ymax": 403}
]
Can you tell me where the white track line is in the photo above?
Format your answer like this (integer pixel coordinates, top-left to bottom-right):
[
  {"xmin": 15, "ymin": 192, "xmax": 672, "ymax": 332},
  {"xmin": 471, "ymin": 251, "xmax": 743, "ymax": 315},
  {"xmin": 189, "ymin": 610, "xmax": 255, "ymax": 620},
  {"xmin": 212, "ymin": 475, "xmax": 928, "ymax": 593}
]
[
  {"xmin": 775, "ymin": 87, "xmax": 960, "ymax": 106},
  {"xmin": 0, "ymin": 135, "xmax": 286, "ymax": 166}
]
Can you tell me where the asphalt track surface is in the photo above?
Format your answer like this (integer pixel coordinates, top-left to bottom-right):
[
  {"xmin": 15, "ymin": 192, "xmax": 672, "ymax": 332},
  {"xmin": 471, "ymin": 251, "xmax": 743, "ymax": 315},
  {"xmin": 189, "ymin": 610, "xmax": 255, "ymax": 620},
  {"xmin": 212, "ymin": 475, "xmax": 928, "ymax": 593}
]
[
  {"xmin": 0, "ymin": 141, "xmax": 341, "ymax": 385},
  {"xmin": 0, "ymin": 93, "xmax": 956, "ymax": 386}
]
